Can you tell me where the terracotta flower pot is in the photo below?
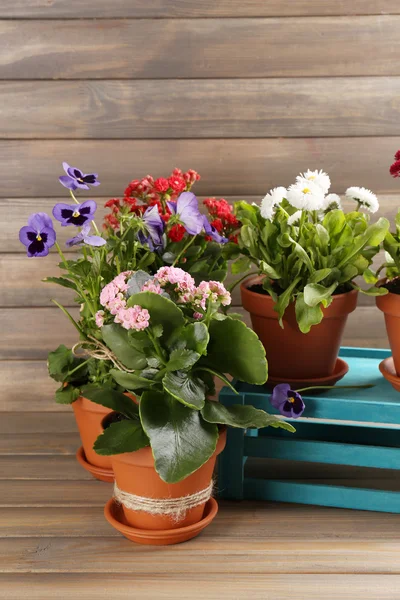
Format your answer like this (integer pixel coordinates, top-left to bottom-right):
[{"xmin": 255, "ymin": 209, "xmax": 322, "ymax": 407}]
[
  {"xmin": 376, "ymin": 289, "xmax": 400, "ymax": 376},
  {"xmin": 111, "ymin": 428, "xmax": 227, "ymax": 531},
  {"xmin": 241, "ymin": 276, "xmax": 358, "ymax": 381},
  {"xmin": 73, "ymin": 396, "xmax": 113, "ymax": 470}
]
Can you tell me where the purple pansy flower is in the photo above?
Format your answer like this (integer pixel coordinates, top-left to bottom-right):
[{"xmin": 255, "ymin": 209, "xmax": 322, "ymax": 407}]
[
  {"xmin": 270, "ymin": 384, "xmax": 305, "ymax": 419},
  {"xmin": 52, "ymin": 200, "xmax": 97, "ymax": 227},
  {"xmin": 66, "ymin": 223, "xmax": 106, "ymax": 248},
  {"xmin": 167, "ymin": 192, "xmax": 204, "ymax": 235},
  {"xmin": 202, "ymin": 215, "xmax": 228, "ymax": 244},
  {"xmin": 138, "ymin": 205, "xmax": 164, "ymax": 250},
  {"xmin": 19, "ymin": 213, "xmax": 56, "ymax": 258},
  {"xmin": 59, "ymin": 162, "xmax": 100, "ymax": 191}
]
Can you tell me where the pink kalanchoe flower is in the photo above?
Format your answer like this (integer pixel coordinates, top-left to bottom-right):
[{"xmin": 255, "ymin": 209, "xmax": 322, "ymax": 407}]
[
  {"xmin": 95, "ymin": 310, "xmax": 105, "ymax": 328},
  {"xmin": 193, "ymin": 312, "xmax": 203, "ymax": 320},
  {"xmin": 115, "ymin": 306, "xmax": 150, "ymax": 331},
  {"xmin": 107, "ymin": 295, "xmax": 126, "ymax": 316},
  {"xmin": 141, "ymin": 280, "xmax": 163, "ymax": 294},
  {"xmin": 100, "ymin": 282, "xmax": 119, "ymax": 307},
  {"xmin": 155, "ymin": 266, "xmax": 196, "ymax": 292},
  {"xmin": 194, "ymin": 280, "xmax": 231, "ymax": 310}
]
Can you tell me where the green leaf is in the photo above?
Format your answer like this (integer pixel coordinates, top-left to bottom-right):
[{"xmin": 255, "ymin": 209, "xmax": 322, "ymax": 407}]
[
  {"xmin": 303, "ymin": 282, "xmax": 338, "ymax": 308},
  {"xmin": 55, "ymin": 384, "xmax": 80, "ymax": 404},
  {"xmin": 295, "ymin": 293, "xmax": 324, "ymax": 334},
  {"xmin": 80, "ymin": 385, "xmax": 139, "ymax": 419},
  {"xmin": 367, "ymin": 217, "xmax": 390, "ymax": 247},
  {"xmin": 363, "ymin": 268, "xmax": 379, "ymax": 285},
  {"xmin": 140, "ymin": 391, "xmax": 218, "ymax": 483},
  {"xmin": 163, "ymin": 371, "xmax": 206, "ymax": 409},
  {"xmin": 126, "ymin": 270, "xmax": 153, "ymax": 296},
  {"xmin": 94, "ymin": 420, "xmax": 149, "ymax": 456},
  {"xmin": 110, "ymin": 369, "xmax": 157, "ymax": 391},
  {"xmin": 308, "ymin": 269, "xmax": 332, "ymax": 284},
  {"xmin": 42, "ymin": 276, "xmax": 78, "ymax": 291},
  {"xmin": 166, "ymin": 349, "xmax": 200, "ymax": 372},
  {"xmin": 260, "ymin": 261, "xmax": 281, "ymax": 279},
  {"xmin": 127, "ymin": 292, "xmax": 185, "ymax": 340},
  {"xmin": 201, "ymin": 400, "xmax": 295, "ymax": 432},
  {"xmin": 288, "ymin": 236, "xmax": 313, "ymax": 272},
  {"xmin": 205, "ymin": 317, "xmax": 268, "ymax": 384},
  {"xmin": 169, "ymin": 322, "xmax": 209, "ymax": 356},
  {"xmin": 101, "ymin": 323, "xmax": 148, "ymax": 370},
  {"xmin": 323, "ymin": 210, "xmax": 346, "ymax": 236},
  {"xmin": 47, "ymin": 344, "xmax": 86, "ymax": 383},
  {"xmin": 136, "ymin": 252, "xmax": 156, "ymax": 270},
  {"xmin": 356, "ymin": 285, "xmax": 388, "ymax": 297},
  {"xmin": 274, "ymin": 276, "xmax": 301, "ymax": 325},
  {"xmin": 231, "ymin": 256, "xmax": 252, "ymax": 274}
]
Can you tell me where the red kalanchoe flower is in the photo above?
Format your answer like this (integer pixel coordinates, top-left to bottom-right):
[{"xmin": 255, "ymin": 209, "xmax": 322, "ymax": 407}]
[
  {"xmin": 390, "ymin": 159, "xmax": 400, "ymax": 178},
  {"xmin": 172, "ymin": 167, "xmax": 183, "ymax": 177},
  {"xmin": 104, "ymin": 198, "xmax": 121, "ymax": 210},
  {"xmin": 229, "ymin": 233, "xmax": 239, "ymax": 244},
  {"xmin": 103, "ymin": 213, "xmax": 120, "ymax": 231},
  {"xmin": 210, "ymin": 218, "xmax": 224, "ymax": 233},
  {"xmin": 153, "ymin": 177, "xmax": 170, "ymax": 193},
  {"xmin": 168, "ymin": 224, "xmax": 186, "ymax": 242},
  {"xmin": 183, "ymin": 169, "xmax": 201, "ymax": 185},
  {"xmin": 395, "ymin": 150, "xmax": 400, "ymax": 161},
  {"xmin": 124, "ymin": 179, "xmax": 141, "ymax": 197},
  {"xmin": 168, "ymin": 175, "xmax": 186, "ymax": 194}
]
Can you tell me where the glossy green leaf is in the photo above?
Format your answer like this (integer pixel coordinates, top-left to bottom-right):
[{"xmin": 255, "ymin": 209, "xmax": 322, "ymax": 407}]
[
  {"xmin": 80, "ymin": 385, "xmax": 138, "ymax": 419},
  {"xmin": 140, "ymin": 391, "xmax": 218, "ymax": 483},
  {"xmin": 94, "ymin": 420, "xmax": 149, "ymax": 456},
  {"xmin": 55, "ymin": 384, "xmax": 80, "ymax": 405},
  {"xmin": 163, "ymin": 371, "xmax": 205, "ymax": 409},
  {"xmin": 101, "ymin": 324, "xmax": 148, "ymax": 370},
  {"xmin": 303, "ymin": 282, "xmax": 338, "ymax": 308},
  {"xmin": 201, "ymin": 400, "xmax": 295, "ymax": 432},
  {"xmin": 169, "ymin": 322, "xmax": 209, "ymax": 356},
  {"xmin": 110, "ymin": 369, "xmax": 156, "ymax": 391},
  {"xmin": 166, "ymin": 349, "xmax": 200, "ymax": 372},
  {"xmin": 127, "ymin": 292, "xmax": 185, "ymax": 340},
  {"xmin": 205, "ymin": 317, "xmax": 268, "ymax": 384}
]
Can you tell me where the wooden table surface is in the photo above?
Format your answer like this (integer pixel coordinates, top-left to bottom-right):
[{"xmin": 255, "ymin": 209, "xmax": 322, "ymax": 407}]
[{"xmin": 0, "ymin": 408, "xmax": 399, "ymax": 599}]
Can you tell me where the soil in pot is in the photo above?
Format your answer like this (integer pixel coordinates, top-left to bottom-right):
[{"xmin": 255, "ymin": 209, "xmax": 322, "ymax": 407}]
[
  {"xmin": 110, "ymin": 428, "xmax": 227, "ymax": 531},
  {"xmin": 241, "ymin": 276, "xmax": 358, "ymax": 381},
  {"xmin": 376, "ymin": 277, "xmax": 400, "ymax": 375}
]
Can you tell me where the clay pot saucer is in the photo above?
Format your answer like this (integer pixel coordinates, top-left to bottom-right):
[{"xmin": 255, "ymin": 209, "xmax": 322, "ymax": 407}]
[
  {"xmin": 379, "ymin": 357, "xmax": 400, "ymax": 392},
  {"xmin": 104, "ymin": 497, "xmax": 218, "ymax": 545},
  {"xmin": 266, "ymin": 357, "xmax": 349, "ymax": 391},
  {"xmin": 76, "ymin": 447, "xmax": 114, "ymax": 483}
]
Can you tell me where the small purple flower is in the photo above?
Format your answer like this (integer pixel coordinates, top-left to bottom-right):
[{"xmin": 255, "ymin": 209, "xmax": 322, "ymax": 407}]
[
  {"xmin": 52, "ymin": 200, "xmax": 97, "ymax": 227},
  {"xmin": 167, "ymin": 192, "xmax": 204, "ymax": 235},
  {"xmin": 66, "ymin": 223, "xmax": 106, "ymax": 248},
  {"xmin": 202, "ymin": 215, "xmax": 228, "ymax": 244},
  {"xmin": 19, "ymin": 213, "xmax": 56, "ymax": 258},
  {"xmin": 59, "ymin": 162, "xmax": 100, "ymax": 191},
  {"xmin": 138, "ymin": 205, "xmax": 164, "ymax": 250},
  {"xmin": 270, "ymin": 384, "xmax": 305, "ymax": 419}
]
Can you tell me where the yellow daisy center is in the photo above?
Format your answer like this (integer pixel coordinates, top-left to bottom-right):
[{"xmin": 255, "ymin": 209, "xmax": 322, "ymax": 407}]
[{"xmin": 302, "ymin": 187, "xmax": 311, "ymax": 194}]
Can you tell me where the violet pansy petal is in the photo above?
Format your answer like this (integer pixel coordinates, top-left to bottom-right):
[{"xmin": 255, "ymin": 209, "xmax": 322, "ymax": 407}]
[
  {"xmin": 74, "ymin": 180, "xmax": 90, "ymax": 191},
  {"xmin": 66, "ymin": 232, "xmax": 84, "ymax": 247},
  {"xmin": 67, "ymin": 166, "xmax": 84, "ymax": 179},
  {"xmin": 144, "ymin": 205, "xmax": 163, "ymax": 228},
  {"xmin": 19, "ymin": 226, "xmax": 35, "ymax": 247},
  {"xmin": 62, "ymin": 162, "xmax": 71, "ymax": 174},
  {"xmin": 176, "ymin": 192, "xmax": 198, "ymax": 213},
  {"xmin": 28, "ymin": 244, "xmax": 50, "ymax": 258},
  {"xmin": 59, "ymin": 175, "xmax": 78, "ymax": 190},
  {"xmin": 79, "ymin": 199, "xmax": 97, "ymax": 217},
  {"xmin": 27, "ymin": 212, "xmax": 53, "ymax": 232},
  {"xmin": 177, "ymin": 192, "xmax": 203, "ymax": 235},
  {"xmin": 52, "ymin": 203, "xmax": 75, "ymax": 225},
  {"xmin": 167, "ymin": 201, "xmax": 177, "ymax": 214},
  {"xmin": 270, "ymin": 383, "xmax": 291, "ymax": 410},
  {"xmin": 41, "ymin": 226, "xmax": 57, "ymax": 248},
  {"xmin": 83, "ymin": 234, "xmax": 106, "ymax": 247}
]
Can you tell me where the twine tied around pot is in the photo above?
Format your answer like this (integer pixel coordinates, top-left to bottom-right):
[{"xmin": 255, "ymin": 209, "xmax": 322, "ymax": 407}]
[
  {"xmin": 72, "ymin": 335, "xmax": 135, "ymax": 372},
  {"xmin": 113, "ymin": 481, "xmax": 214, "ymax": 522}
]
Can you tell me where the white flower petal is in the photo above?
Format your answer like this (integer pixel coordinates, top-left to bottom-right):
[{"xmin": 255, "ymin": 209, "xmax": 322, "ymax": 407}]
[
  {"xmin": 260, "ymin": 186, "xmax": 287, "ymax": 220},
  {"xmin": 345, "ymin": 186, "xmax": 379, "ymax": 213},
  {"xmin": 297, "ymin": 169, "xmax": 331, "ymax": 194},
  {"xmin": 287, "ymin": 179, "xmax": 325, "ymax": 211}
]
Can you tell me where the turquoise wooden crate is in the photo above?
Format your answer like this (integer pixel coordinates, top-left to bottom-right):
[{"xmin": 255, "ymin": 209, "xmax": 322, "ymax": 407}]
[{"xmin": 218, "ymin": 347, "xmax": 400, "ymax": 513}]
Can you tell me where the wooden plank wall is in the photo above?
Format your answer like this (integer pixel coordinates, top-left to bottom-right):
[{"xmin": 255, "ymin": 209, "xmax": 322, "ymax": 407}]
[{"xmin": 1, "ymin": 1, "xmax": 399, "ymax": 415}]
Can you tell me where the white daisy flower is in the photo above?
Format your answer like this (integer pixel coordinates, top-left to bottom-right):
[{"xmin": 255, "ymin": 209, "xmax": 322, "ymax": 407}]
[
  {"xmin": 260, "ymin": 186, "xmax": 287, "ymax": 220},
  {"xmin": 287, "ymin": 210, "xmax": 302, "ymax": 226},
  {"xmin": 287, "ymin": 179, "xmax": 325, "ymax": 211},
  {"xmin": 322, "ymin": 193, "xmax": 342, "ymax": 211},
  {"xmin": 297, "ymin": 169, "xmax": 331, "ymax": 194},
  {"xmin": 345, "ymin": 187, "xmax": 379, "ymax": 213}
]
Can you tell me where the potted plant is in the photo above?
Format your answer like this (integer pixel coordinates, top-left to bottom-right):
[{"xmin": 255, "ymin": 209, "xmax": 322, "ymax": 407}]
[
  {"xmin": 18, "ymin": 163, "xmax": 236, "ymax": 479},
  {"xmin": 376, "ymin": 151, "xmax": 400, "ymax": 380},
  {"xmin": 81, "ymin": 268, "xmax": 294, "ymax": 544},
  {"xmin": 232, "ymin": 169, "xmax": 389, "ymax": 384}
]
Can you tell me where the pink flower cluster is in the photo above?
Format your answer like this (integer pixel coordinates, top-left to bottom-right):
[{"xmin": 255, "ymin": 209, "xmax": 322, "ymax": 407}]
[
  {"xmin": 152, "ymin": 266, "xmax": 231, "ymax": 313},
  {"xmin": 97, "ymin": 271, "xmax": 150, "ymax": 331}
]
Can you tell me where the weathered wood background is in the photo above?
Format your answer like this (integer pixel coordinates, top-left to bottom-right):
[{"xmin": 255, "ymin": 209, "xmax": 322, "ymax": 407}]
[{"xmin": 1, "ymin": 4, "xmax": 400, "ymax": 597}]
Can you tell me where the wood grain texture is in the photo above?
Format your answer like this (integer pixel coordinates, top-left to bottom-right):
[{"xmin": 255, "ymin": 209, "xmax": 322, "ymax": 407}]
[
  {"xmin": 3, "ymin": 78, "xmax": 400, "ymax": 139},
  {"xmin": 1, "ymin": 480, "xmax": 111, "ymax": 506},
  {"xmin": 1, "ymin": 139, "xmax": 400, "ymax": 198},
  {"xmin": 1, "ymin": 17, "xmax": 400, "ymax": 79},
  {"xmin": 0, "ymin": 362, "xmax": 63, "ymax": 411},
  {"xmin": 0, "ymin": 573, "xmax": 399, "ymax": 600},
  {"xmin": 1, "ymin": 536, "xmax": 400, "ymax": 574},
  {"xmin": 0, "ymin": 456, "xmax": 91, "ymax": 480},
  {"xmin": 0, "ymin": 432, "xmax": 80, "ymax": 455},
  {"xmin": 1, "ymin": 1, "xmax": 400, "ymax": 19},
  {"xmin": 0, "ymin": 412, "xmax": 76, "ymax": 433},
  {"xmin": 0, "ymin": 305, "xmax": 388, "ymax": 360}
]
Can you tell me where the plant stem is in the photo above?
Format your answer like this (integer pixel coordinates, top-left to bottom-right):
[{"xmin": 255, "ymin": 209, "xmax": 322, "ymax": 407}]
[
  {"xmin": 296, "ymin": 384, "xmax": 375, "ymax": 393},
  {"xmin": 69, "ymin": 190, "xmax": 101, "ymax": 235},
  {"xmin": 227, "ymin": 271, "xmax": 256, "ymax": 293},
  {"xmin": 51, "ymin": 299, "xmax": 85, "ymax": 337},
  {"xmin": 67, "ymin": 358, "xmax": 92, "ymax": 377},
  {"xmin": 172, "ymin": 235, "xmax": 196, "ymax": 266}
]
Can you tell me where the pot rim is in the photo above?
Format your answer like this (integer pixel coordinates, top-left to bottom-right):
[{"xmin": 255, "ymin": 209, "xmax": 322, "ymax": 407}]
[{"xmin": 240, "ymin": 274, "xmax": 358, "ymax": 302}]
